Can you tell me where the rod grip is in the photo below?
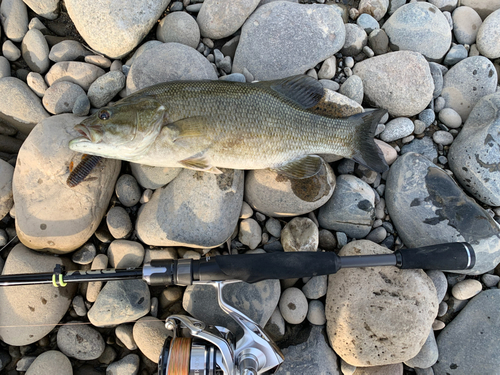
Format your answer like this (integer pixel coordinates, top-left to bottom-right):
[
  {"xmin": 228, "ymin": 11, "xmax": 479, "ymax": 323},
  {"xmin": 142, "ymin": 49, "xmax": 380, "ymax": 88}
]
[{"xmin": 395, "ymin": 242, "xmax": 475, "ymax": 271}]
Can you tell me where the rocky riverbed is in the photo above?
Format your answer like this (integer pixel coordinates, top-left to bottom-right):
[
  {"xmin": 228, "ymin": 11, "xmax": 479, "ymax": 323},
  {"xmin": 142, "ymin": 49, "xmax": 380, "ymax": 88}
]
[{"xmin": 1, "ymin": 0, "xmax": 500, "ymax": 374}]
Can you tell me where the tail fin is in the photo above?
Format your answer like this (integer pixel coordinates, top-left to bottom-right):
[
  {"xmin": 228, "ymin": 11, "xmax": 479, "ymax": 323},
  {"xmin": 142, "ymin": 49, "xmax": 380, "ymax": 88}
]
[{"xmin": 350, "ymin": 109, "xmax": 389, "ymax": 173}]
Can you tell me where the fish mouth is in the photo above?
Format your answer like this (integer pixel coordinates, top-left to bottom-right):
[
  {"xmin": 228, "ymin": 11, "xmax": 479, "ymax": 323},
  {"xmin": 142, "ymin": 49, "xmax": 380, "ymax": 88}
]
[{"xmin": 74, "ymin": 124, "xmax": 103, "ymax": 143}]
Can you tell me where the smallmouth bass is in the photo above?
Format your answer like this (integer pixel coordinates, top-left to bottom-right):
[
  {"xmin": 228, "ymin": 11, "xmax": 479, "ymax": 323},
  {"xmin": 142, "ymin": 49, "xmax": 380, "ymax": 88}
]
[{"xmin": 69, "ymin": 75, "xmax": 388, "ymax": 178}]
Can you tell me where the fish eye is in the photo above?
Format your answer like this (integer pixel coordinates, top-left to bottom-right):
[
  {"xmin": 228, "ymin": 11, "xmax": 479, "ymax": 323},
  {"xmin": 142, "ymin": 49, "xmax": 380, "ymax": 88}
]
[{"xmin": 98, "ymin": 110, "xmax": 111, "ymax": 120}]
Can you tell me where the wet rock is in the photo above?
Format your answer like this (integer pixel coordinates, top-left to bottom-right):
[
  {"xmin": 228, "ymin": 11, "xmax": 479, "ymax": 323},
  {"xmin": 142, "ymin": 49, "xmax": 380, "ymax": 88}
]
[
  {"xmin": 281, "ymin": 217, "xmax": 319, "ymax": 252},
  {"xmin": 448, "ymin": 92, "xmax": 500, "ymax": 206},
  {"xmin": 318, "ymin": 175, "xmax": 375, "ymax": 239},
  {"xmin": 385, "ymin": 152, "xmax": 500, "ymax": 275},
  {"xmin": 245, "ymin": 157, "xmax": 335, "ymax": 217},
  {"xmin": 0, "ymin": 244, "xmax": 76, "ymax": 345},
  {"xmin": 440, "ymin": 56, "xmax": 497, "ymax": 121},
  {"xmin": 65, "ymin": 0, "xmax": 170, "ymax": 59},
  {"xmin": 133, "ymin": 317, "xmax": 170, "ymax": 363},
  {"xmin": 87, "ymin": 71, "xmax": 126, "ymax": 108},
  {"xmin": 25, "ymin": 351, "xmax": 72, "ymax": 375},
  {"xmin": 353, "ymin": 51, "xmax": 434, "ymax": 117},
  {"xmin": 157, "ymin": 12, "xmax": 200, "ymax": 49},
  {"xmin": 45, "ymin": 62, "xmax": 105, "ymax": 91},
  {"xmin": 326, "ymin": 240, "xmax": 438, "ymax": 366},
  {"xmin": 57, "ymin": 323, "xmax": 105, "ymax": 360},
  {"xmin": 136, "ymin": 169, "xmax": 243, "ymax": 248},
  {"xmin": 0, "ymin": 159, "xmax": 14, "ymax": 220},
  {"xmin": 232, "ymin": 2, "xmax": 346, "ymax": 80},
  {"xmin": 42, "ymin": 81, "xmax": 86, "ymax": 114},
  {"xmin": 13, "ymin": 114, "xmax": 120, "ymax": 253}
]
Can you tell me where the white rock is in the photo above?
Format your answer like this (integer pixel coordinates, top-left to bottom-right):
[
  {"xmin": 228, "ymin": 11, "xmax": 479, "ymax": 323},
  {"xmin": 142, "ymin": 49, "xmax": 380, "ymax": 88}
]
[
  {"xmin": 0, "ymin": 0, "xmax": 28, "ymax": 42},
  {"xmin": 307, "ymin": 300, "xmax": 327, "ymax": 325},
  {"xmin": 452, "ymin": 6, "xmax": 482, "ymax": 45},
  {"xmin": 25, "ymin": 351, "xmax": 72, "ymax": 375},
  {"xmin": 439, "ymin": 107, "xmax": 462, "ymax": 128},
  {"xmin": 23, "ymin": 0, "xmax": 59, "ymax": 20},
  {"xmin": 451, "ymin": 279, "xmax": 482, "ymax": 300},
  {"xmin": 279, "ymin": 287, "xmax": 308, "ymax": 324},
  {"xmin": 239, "ymin": 218, "xmax": 262, "ymax": 250},
  {"xmin": 476, "ymin": 8, "xmax": 500, "ymax": 59},
  {"xmin": 21, "ymin": 28, "xmax": 50, "ymax": 74}
]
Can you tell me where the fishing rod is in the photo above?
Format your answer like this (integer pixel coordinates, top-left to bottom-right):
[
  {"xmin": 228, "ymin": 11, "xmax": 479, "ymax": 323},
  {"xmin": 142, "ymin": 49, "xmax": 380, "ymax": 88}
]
[{"xmin": 0, "ymin": 242, "xmax": 475, "ymax": 375}]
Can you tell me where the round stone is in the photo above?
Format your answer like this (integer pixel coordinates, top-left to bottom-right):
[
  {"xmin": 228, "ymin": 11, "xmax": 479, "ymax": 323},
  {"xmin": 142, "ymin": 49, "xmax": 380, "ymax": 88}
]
[
  {"xmin": 42, "ymin": 81, "xmax": 86, "ymax": 114},
  {"xmin": 452, "ymin": 6, "xmax": 482, "ymax": 45},
  {"xmin": 87, "ymin": 70, "xmax": 126, "ymax": 108},
  {"xmin": 307, "ymin": 300, "xmax": 327, "ymax": 326},
  {"xmin": 439, "ymin": 108, "xmax": 462, "ymax": 128},
  {"xmin": 133, "ymin": 317, "xmax": 175, "ymax": 363},
  {"xmin": 106, "ymin": 354, "xmax": 140, "ymax": 375},
  {"xmin": 21, "ymin": 29, "xmax": 50, "ymax": 74},
  {"xmin": 265, "ymin": 217, "xmax": 282, "ymax": 238},
  {"xmin": 357, "ymin": 13, "xmax": 380, "ymax": 33},
  {"xmin": 339, "ymin": 75, "xmax": 364, "ymax": 105},
  {"xmin": 302, "ymin": 275, "xmax": 327, "ymax": 299},
  {"xmin": 107, "ymin": 240, "xmax": 144, "ymax": 268},
  {"xmin": 57, "ymin": 323, "xmax": 105, "ymax": 360},
  {"xmin": 106, "ymin": 206, "xmax": 133, "ymax": 239},
  {"xmin": 2, "ymin": 40, "xmax": 21, "ymax": 61},
  {"xmin": 239, "ymin": 218, "xmax": 262, "ymax": 250},
  {"xmin": 380, "ymin": 117, "xmax": 415, "ymax": 142},
  {"xmin": 49, "ymin": 40, "xmax": 90, "ymax": 62},
  {"xmin": 279, "ymin": 287, "xmax": 308, "ymax": 324},
  {"xmin": 0, "ymin": 0, "xmax": 28, "ymax": 42},
  {"xmin": 341, "ymin": 24, "xmax": 368, "ymax": 57},
  {"xmin": 71, "ymin": 242, "xmax": 96, "ymax": 265},
  {"xmin": 130, "ymin": 163, "xmax": 181, "ymax": 189},
  {"xmin": 476, "ymin": 9, "xmax": 500, "ymax": 59},
  {"xmin": 359, "ymin": 0, "xmax": 389, "ymax": 21},
  {"xmin": 451, "ymin": 279, "xmax": 482, "ymax": 300},
  {"xmin": 115, "ymin": 174, "xmax": 141, "ymax": 207},
  {"xmin": 26, "ymin": 72, "xmax": 48, "ymax": 97},
  {"xmin": 25, "ymin": 351, "xmax": 72, "ymax": 375},
  {"xmin": 45, "ymin": 61, "xmax": 105, "ymax": 91},
  {"xmin": 432, "ymin": 130, "xmax": 454, "ymax": 145},
  {"xmin": 281, "ymin": 217, "xmax": 319, "ymax": 252},
  {"xmin": 156, "ymin": 12, "xmax": 200, "ymax": 49}
]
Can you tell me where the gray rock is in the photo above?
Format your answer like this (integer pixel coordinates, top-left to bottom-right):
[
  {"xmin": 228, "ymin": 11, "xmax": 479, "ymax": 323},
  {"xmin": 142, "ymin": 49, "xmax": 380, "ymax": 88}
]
[
  {"xmin": 0, "ymin": 244, "xmax": 76, "ymax": 345},
  {"xmin": 0, "ymin": 77, "xmax": 49, "ymax": 134},
  {"xmin": 130, "ymin": 163, "xmax": 181, "ymax": 189},
  {"xmin": 0, "ymin": 0, "xmax": 28, "ymax": 42},
  {"xmin": 245, "ymin": 157, "xmax": 335, "ymax": 217},
  {"xmin": 438, "ymin": 107, "xmax": 462, "ymax": 128},
  {"xmin": 428, "ymin": 0, "xmax": 458, "ymax": 12},
  {"xmin": 400, "ymin": 137, "xmax": 438, "ymax": 162},
  {"xmin": 107, "ymin": 206, "xmax": 133, "ymax": 239},
  {"xmin": 476, "ymin": 9, "xmax": 500, "ymax": 59},
  {"xmin": 71, "ymin": 242, "xmax": 97, "ymax": 265},
  {"xmin": 0, "ymin": 57, "xmax": 10, "ymax": 79},
  {"xmin": 318, "ymin": 175, "xmax": 375, "ymax": 239},
  {"xmin": 307, "ymin": 300, "xmax": 326, "ymax": 325},
  {"xmin": 432, "ymin": 130, "xmax": 454, "ymax": 145},
  {"xmin": 380, "ymin": 117, "xmax": 414, "ymax": 142},
  {"xmin": 326, "ymin": 240, "xmax": 438, "ymax": 366},
  {"xmin": 385, "ymin": 152, "xmax": 500, "ymax": 274},
  {"xmin": 357, "ymin": 13, "xmax": 380, "ymax": 34},
  {"xmin": 0, "ymin": 160, "xmax": 14, "ymax": 220},
  {"xmin": 382, "ymin": 3, "xmax": 452, "ymax": 62},
  {"xmin": 26, "ymin": 72, "xmax": 48, "ymax": 97},
  {"xmin": 405, "ymin": 330, "xmax": 439, "ymax": 369},
  {"xmin": 183, "ymin": 279, "xmax": 280, "ymax": 333},
  {"xmin": 72, "ymin": 93, "xmax": 90, "ymax": 116},
  {"xmin": 318, "ymin": 56, "xmax": 336, "ymax": 80},
  {"xmin": 443, "ymin": 44, "xmax": 468, "ymax": 66},
  {"xmin": 72, "ymin": 295, "xmax": 87, "ymax": 317},
  {"xmin": 136, "ymin": 169, "xmax": 243, "ymax": 248},
  {"xmin": 156, "ymin": 12, "xmax": 200, "ymax": 49},
  {"xmin": 426, "ymin": 270, "xmax": 448, "ymax": 303},
  {"xmin": 279, "ymin": 287, "xmax": 308, "ymax": 324},
  {"xmin": 2, "ymin": 40, "xmax": 21, "ymax": 61},
  {"xmin": 197, "ymin": 0, "xmax": 260, "ymax": 40},
  {"xmin": 65, "ymin": 0, "xmax": 170, "ymax": 59},
  {"xmin": 45, "ymin": 61, "xmax": 105, "ymax": 91},
  {"xmin": 318, "ymin": 229, "xmax": 337, "ymax": 251},
  {"xmin": 276, "ymin": 325, "xmax": 340, "ymax": 375},
  {"xmin": 16, "ymin": 356, "xmax": 36, "ymax": 371},
  {"xmin": 88, "ymin": 280, "xmax": 150, "ymax": 327},
  {"xmin": 232, "ymin": 2, "xmax": 346, "ymax": 80},
  {"xmin": 106, "ymin": 354, "xmax": 140, "ymax": 375},
  {"xmin": 87, "ymin": 70, "xmax": 126, "ymax": 108},
  {"xmin": 460, "ymin": 0, "xmax": 500, "ymax": 19},
  {"xmin": 25, "ymin": 351, "xmax": 72, "ymax": 375},
  {"xmin": 265, "ymin": 217, "xmax": 282, "ymax": 238},
  {"xmin": 368, "ymin": 28, "xmax": 389, "ymax": 55},
  {"xmin": 115, "ymin": 325, "xmax": 137, "ymax": 350},
  {"xmin": 160, "ymin": 286, "xmax": 183, "ymax": 311},
  {"xmin": 341, "ymin": 24, "xmax": 368, "ymax": 57},
  {"xmin": 429, "ymin": 62, "xmax": 444, "ymax": 98},
  {"xmin": 86, "ymin": 254, "xmax": 108, "ymax": 303},
  {"xmin": 353, "ymin": 51, "xmax": 434, "ymax": 117},
  {"xmin": 23, "ymin": 0, "xmax": 59, "ymax": 20},
  {"xmin": 365, "ymin": 226, "xmax": 387, "ymax": 243},
  {"xmin": 219, "ymin": 73, "xmax": 246, "ymax": 82},
  {"xmin": 281, "ymin": 217, "xmax": 319, "ymax": 252},
  {"xmin": 451, "ymin": 279, "xmax": 482, "ymax": 300},
  {"xmin": 21, "ymin": 29, "xmax": 50, "ymax": 74},
  {"xmin": 452, "ymin": 6, "xmax": 482, "ymax": 45},
  {"xmin": 239, "ymin": 218, "xmax": 261, "ymax": 249},
  {"xmin": 339, "ymin": 75, "xmax": 364, "ymax": 105},
  {"xmin": 115, "ymin": 174, "xmax": 141, "ymax": 207},
  {"xmin": 127, "ymin": 42, "xmax": 218, "ymax": 94},
  {"xmin": 13, "ymin": 115, "xmax": 120, "ymax": 252},
  {"xmin": 302, "ymin": 275, "xmax": 327, "ymax": 299},
  {"xmin": 108, "ymin": 240, "xmax": 144, "ymax": 268},
  {"xmin": 42, "ymin": 81, "xmax": 86, "ymax": 114},
  {"xmin": 433, "ymin": 290, "xmax": 500, "ymax": 375},
  {"xmin": 133, "ymin": 317, "xmax": 170, "ymax": 363},
  {"xmin": 441, "ymin": 56, "xmax": 497, "ymax": 121},
  {"xmin": 264, "ymin": 307, "xmax": 285, "ymax": 342},
  {"xmin": 57, "ymin": 323, "xmax": 105, "ymax": 360},
  {"xmin": 448, "ymin": 92, "xmax": 500, "ymax": 206},
  {"xmin": 85, "ymin": 54, "xmax": 112, "ymax": 69}
]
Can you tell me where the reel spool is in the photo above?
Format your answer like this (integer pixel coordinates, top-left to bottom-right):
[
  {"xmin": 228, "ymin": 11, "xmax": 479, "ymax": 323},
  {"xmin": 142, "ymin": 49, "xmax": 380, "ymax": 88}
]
[{"xmin": 158, "ymin": 281, "xmax": 284, "ymax": 375}]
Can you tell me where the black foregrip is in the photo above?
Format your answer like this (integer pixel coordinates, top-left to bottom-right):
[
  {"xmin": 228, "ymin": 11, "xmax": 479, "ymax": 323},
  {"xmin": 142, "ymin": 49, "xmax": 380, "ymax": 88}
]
[
  {"xmin": 211, "ymin": 252, "xmax": 341, "ymax": 283},
  {"xmin": 396, "ymin": 242, "xmax": 475, "ymax": 270}
]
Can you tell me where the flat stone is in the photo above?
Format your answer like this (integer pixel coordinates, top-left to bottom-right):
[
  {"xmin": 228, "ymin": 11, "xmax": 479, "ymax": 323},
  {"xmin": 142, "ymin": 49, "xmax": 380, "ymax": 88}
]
[
  {"xmin": 433, "ymin": 290, "xmax": 500, "ymax": 375},
  {"xmin": 380, "ymin": 117, "xmax": 414, "ymax": 142},
  {"xmin": 126, "ymin": 42, "xmax": 217, "ymax": 94},
  {"xmin": 451, "ymin": 279, "xmax": 482, "ymax": 300},
  {"xmin": 448, "ymin": 92, "xmax": 500, "ymax": 206},
  {"xmin": 13, "ymin": 114, "xmax": 120, "ymax": 253},
  {"xmin": 0, "ymin": 0, "xmax": 28, "ymax": 42},
  {"xmin": 106, "ymin": 354, "xmax": 140, "ymax": 375},
  {"xmin": 157, "ymin": 12, "xmax": 200, "ymax": 49},
  {"xmin": 136, "ymin": 169, "xmax": 243, "ymax": 248},
  {"xmin": 197, "ymin": 0, "xmax": 260, "ymax": 39},
  {"xmin": 65, "ymin": 0, "xmax": 170, "ymax": 59},
  {"xmin": 385, "ymin": 152, "xmax": 500, "ymax": 275},
  {"xmin": 281, "ymin": 217, "xmax": 319, "ymax": 252},
  {"xmin": 0, "ymin": 244, "xmax": 76, "ymax": 345},
  {"xmin": 452, "ymin": 6, "xmax": 482, "ymax": 45},
  {"xmin": 87, "ymin": 70, "xmax": 126, "ymax": 108},
  {"xmin": 476, "ymin": 9, "xmax": 500, "ymax": 59},
  {"xmin": 45, "ymin": 61, "xmax": 105, "ymax": 91},
  {"xmin": 400, "ymin": 136, "xmax": 438, "ymax": 162},
  {"xmin": 42, "ymin": 81, "xmax": 86, "ymax": 114},
  {"xmin": 0, "ymin": 77, "xmax": 49, "ymax": 134},
  {"xmin": 85, "ymin": 55, "xmax": 112, "ymax": 69},
  {"xmin": 443, "ymin": 44, "xmax": 468, "ymax": 66},
  {"xmin": 326, "ymin": 240, "xmax": 438, "ymax": 366},
  {"xmin": 0, "ymin": 159, "xmax": 14, "ymax": 220},
  {"xmin": 88, "ymin": 280, "xmax": 150, "ymax": 327},
  {"xmin": 21, "ymin": 29, "xmax": 50, "ymax": 74},
  {"xmin": 71, "ymin": 242, "xmax": 96, "ymax": 265},
  {"xmin": 183, "ymin": 278, "xmax": 280, "ymax": 334},
  {"xmin": 130, "ymin": 163, "xmax": 181, "ymax": 189},
  {"xmin": 25, "ymin": 351, "xmax": 72, "ymax": 375},
  {"xmin": 57, "ymin": 323, "xmax": 105, "ymax": 360},
  {"xmin": 438, "ymin": 107, "xmax": 462, "ymax": 128},
  {"xmin": 339, "ymin": 75, "xmax": 364, "ymax": 105},
  {"xmin": 353, "ymin": 51, "xmax": 434, "ymax": 117},
  {"xmin": 232, "ymin": 2, "xmax": 345, "ymax": 80},
  {"xmin": 440, "ymin": 56, "xmax": 497, "ymax": 121},
  {"xmin": 318, "ymin": 175, "xmax": 375, "ymax": 239},
  {"xmin": 132, "ymin": 317, "xmax": 172, "ymax": 363},
  {"xmin": 382, "ymin": 3, "xmax": 451, "ymax": 62},
  {"xmin": 107, "ymin": 240, "xmax": 144, "ymax": 268},
  {"xmin": 302, "ymin": 275, "xmax": 327, "ymax": 299}
]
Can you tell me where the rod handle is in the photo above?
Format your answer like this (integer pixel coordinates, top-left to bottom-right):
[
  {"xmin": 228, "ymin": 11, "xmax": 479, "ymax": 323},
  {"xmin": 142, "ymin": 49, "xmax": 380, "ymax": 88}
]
[{"xmin": 395, "ymin": 242, "xmax": 475, "ymax": 271}]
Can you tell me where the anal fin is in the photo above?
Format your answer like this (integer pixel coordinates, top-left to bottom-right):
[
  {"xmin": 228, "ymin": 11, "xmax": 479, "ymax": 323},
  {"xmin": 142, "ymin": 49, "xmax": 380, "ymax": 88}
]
[{"xmin": 274, "ymin": 155, "xmax": 323, "ymax": 179}]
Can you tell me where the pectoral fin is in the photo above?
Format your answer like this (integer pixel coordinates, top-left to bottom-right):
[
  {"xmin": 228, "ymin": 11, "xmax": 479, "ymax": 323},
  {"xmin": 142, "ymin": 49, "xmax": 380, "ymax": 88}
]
[
  {"xmin": 179, "ymin": 154, "xmax": 222, "ymax": 174},
  {"xmin": 168, "ymin": 116, "xmax": 207, "ymax": 142},
  {"xmin": 274, "ymin": 155, "xmax": 323, "ymax": 179}
]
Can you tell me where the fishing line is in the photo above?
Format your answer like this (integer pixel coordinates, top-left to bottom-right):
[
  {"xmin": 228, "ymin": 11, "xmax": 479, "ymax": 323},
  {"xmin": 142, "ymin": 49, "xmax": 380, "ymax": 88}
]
[{"xmin": 0, "ymin": 234, "xmax": 17, "ymax": 253}]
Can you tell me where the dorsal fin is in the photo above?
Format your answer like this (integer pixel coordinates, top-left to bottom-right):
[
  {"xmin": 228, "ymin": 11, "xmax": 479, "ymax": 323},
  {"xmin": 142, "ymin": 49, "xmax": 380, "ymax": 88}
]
[{"xmin": 254, "ymin": 75, "xmax": 325, "ymax": 109}]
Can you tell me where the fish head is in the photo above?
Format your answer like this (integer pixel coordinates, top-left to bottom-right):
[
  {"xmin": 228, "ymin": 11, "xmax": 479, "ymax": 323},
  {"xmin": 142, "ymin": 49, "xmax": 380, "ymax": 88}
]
[{"xmin": 69, "ymin": 97, "xmax": 166, "ymax": 160}]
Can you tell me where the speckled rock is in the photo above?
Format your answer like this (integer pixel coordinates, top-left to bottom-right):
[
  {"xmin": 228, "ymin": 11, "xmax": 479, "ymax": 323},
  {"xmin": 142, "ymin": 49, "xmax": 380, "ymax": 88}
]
[
  {"xmin": 0, "ymin": 244, "xmax": 76, "ymax": 346},
  {"xmin": 281, "ymin": 217, "xmax": 319, "ymax": 252},
  {"xmin": 183, "ymin": 279, "xmax": 280, "ymax": 333},
  {"xmin": 358, "ymin": 0, "xmax": 389, "ymax": 21},
  {"xmin": 449, "ymin": 92, "xmax": 500, "ymax": 206},
  {"xmin": 45, "ymin": 61, "xmax": 105, "ymax": 91},
  {"xmin": 339, "ymin": 75, "xmax": 364, "ymax": 105},
  {"xmin": 197, "ymin": 0, "xmax": 260, "ymax": 40},
  {"xmin": 25, "ymin": 351, "xmax": 72, "ymax": 375},
  {"xmin": 232, "ymin": 2, "xmax": 346, "ymax": 80},
  {"xmin": 440, "ymin": 56, "xmax": 497, "ymax": 120},
  {"xmin": 341, "ymin": 24, "xmax": 368, "ymax": 57},
  {"xmin": 318, "ymin": 175, "xmax": 375, "ymax": 239},
  {"xmin": 65, "ymin": 0, "xmax": 170, "ymax": 59},
  {"xmin": 21, "ymin": 29, "xmax": 50, "ymax": 74},
  {"xmin": 0, "ymin": 77, "xmax": 49, "ymax": 134},
  {"xmin": 0, "ymin": 0, "xmax": 28, "ymax": 42},
  {"xmin": 13, "ymin": 114, "xmax": 120, "ymax": 253},
  {"xmin": 0, "ymin": 159, "xmax": 14, "ymax": 220},
  {"xmin": 156, "ymin": 12, "xmax": 200, "ymax": 49},
  {"xmin": 279, "ymin": 287, "xmax": 308, "ymax": 324},
  {"xmin": 245, "ymin": 157, "xmax": 335, "ymax": 217},
  {"xmin": 326, "ymin": 240, "xmax": 438, "ymax": 367},
  {"xmin": 385, "ymin": 152, "xmax": 500, "ymax": 275},
  {"xmin": 87, "ymin": 70, "xmax": 126, "ymax": 108},
  {"xmin": 133, "ymin": 317, "xmax": 170, "ymax": 363},
  {"xmin": 57, "ymin": 323, "xmax": 105, "ymax": 360},
  {"xmin": 126, "ymin": 42, "xmax": 218, "ymax": 94},
  {"xmin": 136, "ymin": 169, "xmax": 243, "ymax": 248},
  {"xmin": 353, "ymin": 51, "xmax": 434, "ymax": 117},
  {"xmin": 42, "ymin": 81, "xmax": 86, "ymax": 114},
  {"xmin": 476, "ymin": 9, "xmax": 500, "ymax": 59},
  {"xmin": 382, "ymin": 2, "xmax": 452, "ymax": 62},
  {"xmin": 452, "ymin": 6, "xmax": 482, "ymax": 45},
  {"xmin": 130, "ymin": 163, "xmax": 181, "ymax": 189},
  {"xmin": 380, "ymin": 117, "xmax": 414, "ymax": 142}
]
